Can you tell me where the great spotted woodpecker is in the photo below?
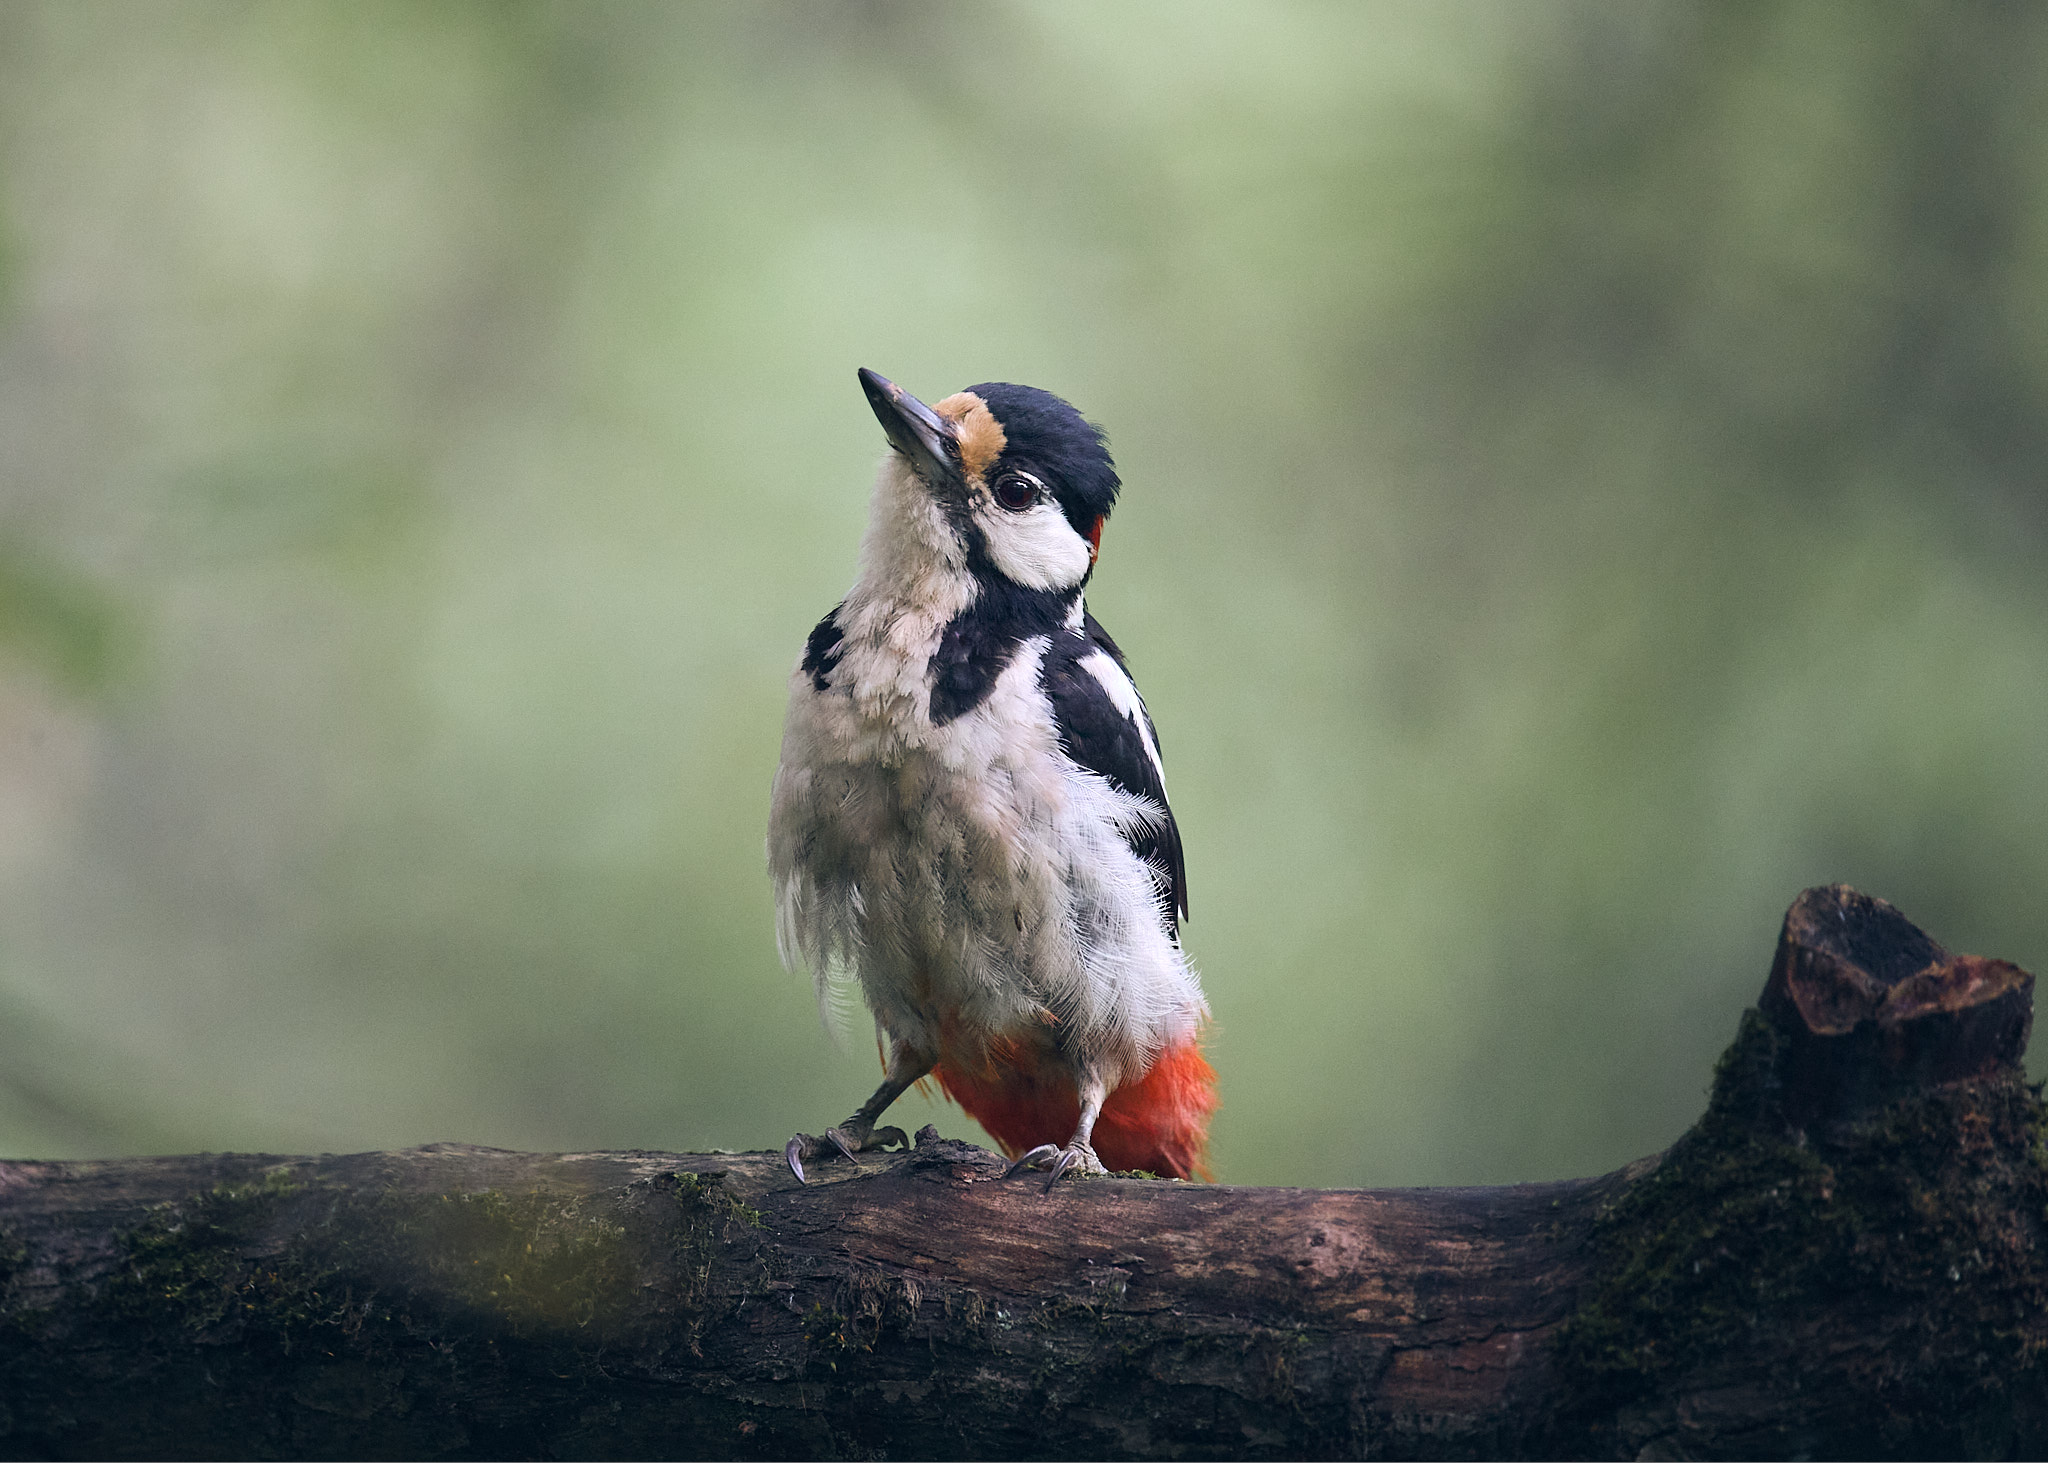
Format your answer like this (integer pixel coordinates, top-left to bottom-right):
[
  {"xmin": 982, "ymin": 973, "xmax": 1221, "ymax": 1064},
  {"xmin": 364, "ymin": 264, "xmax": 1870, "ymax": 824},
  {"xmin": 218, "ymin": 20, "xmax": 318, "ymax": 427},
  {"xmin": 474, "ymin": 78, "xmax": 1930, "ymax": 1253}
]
[{"xmin": 769, "ymin": 369, "xmax": 1214, "ymax": 1188}]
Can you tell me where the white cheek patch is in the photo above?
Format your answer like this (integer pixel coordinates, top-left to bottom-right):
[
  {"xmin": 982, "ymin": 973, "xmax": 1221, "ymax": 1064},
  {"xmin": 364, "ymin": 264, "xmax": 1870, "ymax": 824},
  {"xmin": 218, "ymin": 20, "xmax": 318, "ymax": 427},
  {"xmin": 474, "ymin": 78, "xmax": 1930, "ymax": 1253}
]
[{"xmin": 976, "ymin": 502, "xmax": 1092, "ymax": 591}]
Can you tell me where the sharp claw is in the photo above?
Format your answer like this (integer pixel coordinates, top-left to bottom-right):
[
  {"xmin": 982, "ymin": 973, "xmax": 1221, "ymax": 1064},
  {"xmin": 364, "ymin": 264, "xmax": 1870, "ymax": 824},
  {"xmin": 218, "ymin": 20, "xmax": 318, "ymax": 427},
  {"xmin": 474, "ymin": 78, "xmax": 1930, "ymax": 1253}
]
[
  {"xmin": 790, "ymin": 1120, "xmax": 898, "ymax": 1183},
  {"xmin": 1042, "ymin": 1148, "xmax": 1082, "ymax": 1194},
  {"xmin": 1005, "ymin": 1143, "xmax": 1060, "ymax": 1179}
]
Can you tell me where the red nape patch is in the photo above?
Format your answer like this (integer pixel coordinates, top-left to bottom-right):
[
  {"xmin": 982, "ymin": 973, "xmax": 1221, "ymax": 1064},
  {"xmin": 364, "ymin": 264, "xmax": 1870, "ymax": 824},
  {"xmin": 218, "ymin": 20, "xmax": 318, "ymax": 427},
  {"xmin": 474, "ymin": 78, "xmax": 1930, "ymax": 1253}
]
[
  {"xmin": 1085, "ymin": 516, "xmax": 1104, "ymax": 565},
  {"xmin": 933, "ymin": 1038, "xmax": 1218, "ymax": 1181}
]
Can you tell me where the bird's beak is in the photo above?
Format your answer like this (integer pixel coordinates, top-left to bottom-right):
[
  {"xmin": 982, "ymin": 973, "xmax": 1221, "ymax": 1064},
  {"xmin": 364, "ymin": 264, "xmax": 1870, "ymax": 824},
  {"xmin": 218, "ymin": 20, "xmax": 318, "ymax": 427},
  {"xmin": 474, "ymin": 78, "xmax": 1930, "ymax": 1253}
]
[{"xmin": 859, "ymin": 368, "xmax": 960, "ymax": 488}]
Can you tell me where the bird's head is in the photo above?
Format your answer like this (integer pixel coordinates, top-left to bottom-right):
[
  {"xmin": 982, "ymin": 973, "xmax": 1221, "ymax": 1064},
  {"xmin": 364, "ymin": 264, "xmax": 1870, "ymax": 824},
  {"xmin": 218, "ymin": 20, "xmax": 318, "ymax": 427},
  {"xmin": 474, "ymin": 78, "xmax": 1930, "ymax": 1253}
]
[{"xmin": 856, "ymin": 367, "xmax": 1119, "ymax": 597}]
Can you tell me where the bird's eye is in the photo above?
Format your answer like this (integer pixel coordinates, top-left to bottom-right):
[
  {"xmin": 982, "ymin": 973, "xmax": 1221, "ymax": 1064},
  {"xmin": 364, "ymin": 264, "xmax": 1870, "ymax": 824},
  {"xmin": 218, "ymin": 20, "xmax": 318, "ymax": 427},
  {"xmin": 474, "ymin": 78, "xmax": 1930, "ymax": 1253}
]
[{"xmin": 993, "ymin": 474, "xmax": 1038, "ymax": 512}]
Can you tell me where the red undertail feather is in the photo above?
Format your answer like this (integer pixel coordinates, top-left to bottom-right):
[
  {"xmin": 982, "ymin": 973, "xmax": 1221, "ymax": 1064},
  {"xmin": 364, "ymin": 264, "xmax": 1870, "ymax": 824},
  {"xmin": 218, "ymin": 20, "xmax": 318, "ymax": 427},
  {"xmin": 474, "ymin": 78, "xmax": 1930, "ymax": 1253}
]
[{"xmin": 933, "ymin": 1036, "xmax": 1218, "ymax": 1181}]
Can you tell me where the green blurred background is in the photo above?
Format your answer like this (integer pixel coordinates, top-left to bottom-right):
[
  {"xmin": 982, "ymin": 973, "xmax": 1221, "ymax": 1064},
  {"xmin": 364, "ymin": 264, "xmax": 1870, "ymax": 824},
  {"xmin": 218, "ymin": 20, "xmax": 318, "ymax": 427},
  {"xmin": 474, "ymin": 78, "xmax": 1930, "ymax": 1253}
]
[{"xmin": 2, "ymin": 1, "xmax": 2044, "ymax": 1187}]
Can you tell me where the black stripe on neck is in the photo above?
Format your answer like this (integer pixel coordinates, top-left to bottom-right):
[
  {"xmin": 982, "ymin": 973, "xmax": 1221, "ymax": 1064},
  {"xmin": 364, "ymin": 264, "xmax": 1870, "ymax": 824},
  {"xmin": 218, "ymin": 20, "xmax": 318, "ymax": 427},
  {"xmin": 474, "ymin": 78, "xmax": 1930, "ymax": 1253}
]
[{"xmin": 928, "ymin": 533, "xmax": 1077, "ymax": 725}]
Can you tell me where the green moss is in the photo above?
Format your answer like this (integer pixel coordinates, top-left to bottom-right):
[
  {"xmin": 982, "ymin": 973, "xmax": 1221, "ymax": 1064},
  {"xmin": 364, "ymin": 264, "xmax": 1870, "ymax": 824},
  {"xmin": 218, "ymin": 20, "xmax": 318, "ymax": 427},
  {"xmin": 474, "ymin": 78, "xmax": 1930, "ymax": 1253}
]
[
  {"xmin": 804, "ymin": 1300, "xmax": 856, "ymax": 1354},
  {"xmin": 369, "ymin": 1187, "xmax": 635, "ymax": 1334},
  {"xmin": 100, "ymin": 1170, "xmax": 641, "ymax": 1351},
  {"xmin": 0, "ymin": 1227, "xmax": 26, "ymax": 1290},
  {"xmin": 0, "ymin": 1224, "xmax": 39, "ymax": 1341},
  {"xmin": 1555, "ymin": 1008, "xmax": 2048, "ymax": 1442},
  {"xmin": 661, "ymin": 1169, "xmax": 774, "ymax": 1358},
  {"xmin": 98, "ymin": 1169, "xmax": 325, "ymax": 1338},
  {"xmin": 673, "ymin": 1170, "xmax": 762, "ymax": 1230}
]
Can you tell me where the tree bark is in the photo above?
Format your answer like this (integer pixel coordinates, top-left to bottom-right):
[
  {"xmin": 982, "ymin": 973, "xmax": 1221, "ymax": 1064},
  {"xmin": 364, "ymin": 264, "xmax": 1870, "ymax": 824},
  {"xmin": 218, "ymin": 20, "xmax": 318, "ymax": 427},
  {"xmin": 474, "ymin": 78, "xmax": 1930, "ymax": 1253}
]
[{"xmin": 2, "ymin": 885, "xmax": 2044, "ymax": 1461}]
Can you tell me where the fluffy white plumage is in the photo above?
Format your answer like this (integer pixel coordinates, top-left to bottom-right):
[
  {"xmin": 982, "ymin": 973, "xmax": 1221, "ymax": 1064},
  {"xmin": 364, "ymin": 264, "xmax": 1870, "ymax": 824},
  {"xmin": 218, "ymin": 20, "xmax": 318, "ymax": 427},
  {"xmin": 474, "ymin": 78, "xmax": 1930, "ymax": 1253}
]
[{"xmin": 768, "ymin": 452, "xmax": 1205, "ymax": 1091}]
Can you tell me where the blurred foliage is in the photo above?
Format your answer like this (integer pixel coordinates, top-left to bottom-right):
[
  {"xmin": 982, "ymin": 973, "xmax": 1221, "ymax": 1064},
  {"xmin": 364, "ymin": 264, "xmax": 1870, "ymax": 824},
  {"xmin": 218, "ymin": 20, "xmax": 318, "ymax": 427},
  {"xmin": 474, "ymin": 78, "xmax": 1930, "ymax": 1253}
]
[
  {"xmin": 0, "ymin": 1, "xmax": 2043, "ymax": 1185},
  {"xmin": 0, "ymin": 541, "xmax": 125, "ymax": 692}
]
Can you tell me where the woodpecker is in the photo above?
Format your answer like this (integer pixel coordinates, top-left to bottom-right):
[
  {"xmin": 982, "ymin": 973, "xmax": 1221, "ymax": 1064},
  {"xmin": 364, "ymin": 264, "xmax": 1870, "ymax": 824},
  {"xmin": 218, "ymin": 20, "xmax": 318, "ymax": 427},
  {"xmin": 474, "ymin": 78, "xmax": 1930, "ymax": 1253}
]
[{"xmin": 769, "ymin": 369, "xmax": 1215, "ymax": 1188}]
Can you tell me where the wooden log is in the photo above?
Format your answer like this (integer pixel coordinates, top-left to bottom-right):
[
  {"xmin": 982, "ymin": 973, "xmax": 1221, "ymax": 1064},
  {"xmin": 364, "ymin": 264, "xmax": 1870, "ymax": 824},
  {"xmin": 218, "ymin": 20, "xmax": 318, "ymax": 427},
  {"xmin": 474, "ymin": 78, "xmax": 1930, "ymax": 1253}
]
[{"xmin": 0, "ymin": 884, "xmax": 2043, "ymax": 1460}]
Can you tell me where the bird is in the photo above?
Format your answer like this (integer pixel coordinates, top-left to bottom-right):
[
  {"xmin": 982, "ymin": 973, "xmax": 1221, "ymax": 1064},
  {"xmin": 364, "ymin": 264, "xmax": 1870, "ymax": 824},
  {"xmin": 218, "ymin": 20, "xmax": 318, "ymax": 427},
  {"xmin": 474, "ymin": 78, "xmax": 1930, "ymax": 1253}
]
[{"xmin": 768, "ymin": 368, "xmax": 1215, "ymax": 1189}]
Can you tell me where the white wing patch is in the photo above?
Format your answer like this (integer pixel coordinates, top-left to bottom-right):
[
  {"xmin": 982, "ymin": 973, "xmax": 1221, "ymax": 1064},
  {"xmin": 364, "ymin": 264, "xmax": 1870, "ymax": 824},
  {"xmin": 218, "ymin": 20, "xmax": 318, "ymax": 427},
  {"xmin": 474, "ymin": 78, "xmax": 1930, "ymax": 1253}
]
[{"xmin": 1079, "ymin": 649, "xmax": 1166, "ymax": 792}]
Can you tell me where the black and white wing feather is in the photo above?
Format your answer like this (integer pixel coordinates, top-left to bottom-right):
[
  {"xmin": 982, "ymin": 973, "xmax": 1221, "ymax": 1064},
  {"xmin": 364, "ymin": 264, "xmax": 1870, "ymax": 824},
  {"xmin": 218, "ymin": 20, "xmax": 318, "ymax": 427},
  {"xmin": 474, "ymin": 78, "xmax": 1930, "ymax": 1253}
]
[{"xmin": 1040, "ymin": 612, "xmax": 1188, "ymax": 933}]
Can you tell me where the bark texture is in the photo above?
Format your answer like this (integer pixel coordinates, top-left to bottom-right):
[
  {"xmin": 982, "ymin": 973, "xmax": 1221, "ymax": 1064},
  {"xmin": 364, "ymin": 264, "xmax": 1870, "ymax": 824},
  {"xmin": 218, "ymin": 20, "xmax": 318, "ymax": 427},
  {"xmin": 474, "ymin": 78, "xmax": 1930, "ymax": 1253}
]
[{"xmin": 1, "ymin": 885, "xmax": 2044, "ymax": 1461}]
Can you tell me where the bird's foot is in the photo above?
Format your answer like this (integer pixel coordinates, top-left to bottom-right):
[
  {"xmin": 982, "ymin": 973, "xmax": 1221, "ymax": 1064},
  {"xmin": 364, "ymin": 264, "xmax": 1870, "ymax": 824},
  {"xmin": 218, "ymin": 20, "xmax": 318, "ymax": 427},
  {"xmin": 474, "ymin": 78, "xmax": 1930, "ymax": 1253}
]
[
  {"xmin": 783, "ymin": 1120, "xmax": 910, "ymax": 1183},
  {"xmin": 1004, "ymin": 1141, "xmax": 1108, "ymax": 1193}
]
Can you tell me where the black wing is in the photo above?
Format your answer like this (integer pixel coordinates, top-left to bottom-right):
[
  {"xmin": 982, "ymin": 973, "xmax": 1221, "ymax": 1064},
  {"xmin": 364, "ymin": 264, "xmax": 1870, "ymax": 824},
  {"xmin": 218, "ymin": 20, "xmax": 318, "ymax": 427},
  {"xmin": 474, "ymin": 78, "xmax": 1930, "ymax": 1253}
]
[
  {"xmin": 800, "ymin": 601, "xmax": 846, "ymax": 692},
  {"xmin": 1040, "ymin": 612, "xmax": 1188, "ymax": 932}
]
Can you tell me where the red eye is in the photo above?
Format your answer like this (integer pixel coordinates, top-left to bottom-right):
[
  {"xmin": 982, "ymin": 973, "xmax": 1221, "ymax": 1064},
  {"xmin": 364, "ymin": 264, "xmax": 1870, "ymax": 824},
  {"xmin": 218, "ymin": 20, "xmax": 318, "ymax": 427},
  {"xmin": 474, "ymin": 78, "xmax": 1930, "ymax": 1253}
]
[{"xmin": 993, "ymin": 475, "xmax": 1038, "ymax": 511}]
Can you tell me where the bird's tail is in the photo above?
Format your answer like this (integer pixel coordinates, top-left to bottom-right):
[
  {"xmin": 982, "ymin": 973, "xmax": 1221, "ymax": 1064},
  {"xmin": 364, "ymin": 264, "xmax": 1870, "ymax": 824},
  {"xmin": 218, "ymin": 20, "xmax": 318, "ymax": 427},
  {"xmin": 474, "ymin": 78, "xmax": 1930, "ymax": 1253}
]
[{"xmin": 934, "ymin": 1034, "xmax": 1218, "ymax": 1181}]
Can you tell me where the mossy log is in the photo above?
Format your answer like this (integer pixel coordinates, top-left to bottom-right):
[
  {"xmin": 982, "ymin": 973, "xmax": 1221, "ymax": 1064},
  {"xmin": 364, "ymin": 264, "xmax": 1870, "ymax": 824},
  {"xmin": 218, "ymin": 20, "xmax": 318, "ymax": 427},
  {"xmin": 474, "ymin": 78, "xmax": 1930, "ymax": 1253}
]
[{"xmin": 2, "ymin": 885, "xmax": 2045, "ymax": 1461}]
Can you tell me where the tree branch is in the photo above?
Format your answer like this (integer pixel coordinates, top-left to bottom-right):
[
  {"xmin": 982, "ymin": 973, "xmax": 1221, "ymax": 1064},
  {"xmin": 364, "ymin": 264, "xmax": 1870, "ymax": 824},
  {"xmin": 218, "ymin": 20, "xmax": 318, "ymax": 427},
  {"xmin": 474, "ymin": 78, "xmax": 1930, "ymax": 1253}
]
[{"xmin": 2, "ymin": 885, "xmax": 2043, "ymax": 1460}]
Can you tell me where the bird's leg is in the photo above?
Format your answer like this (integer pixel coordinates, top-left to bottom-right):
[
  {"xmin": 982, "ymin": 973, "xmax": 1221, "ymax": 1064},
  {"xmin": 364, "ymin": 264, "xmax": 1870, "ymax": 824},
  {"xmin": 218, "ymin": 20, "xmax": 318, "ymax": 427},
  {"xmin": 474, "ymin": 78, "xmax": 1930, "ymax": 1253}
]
[
  {"xmin": 784, "ymin": 1041, "xmax": 934, "ymax": 1183},
  {"xmin": 1006, "ymin": 1068, "xmax": 1111, "ymax": 1192}
]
